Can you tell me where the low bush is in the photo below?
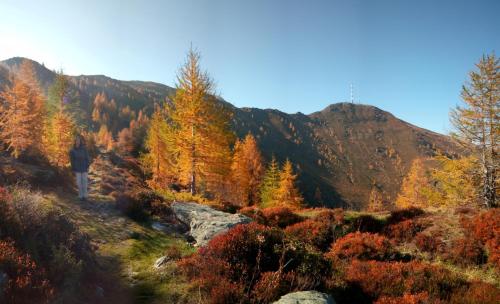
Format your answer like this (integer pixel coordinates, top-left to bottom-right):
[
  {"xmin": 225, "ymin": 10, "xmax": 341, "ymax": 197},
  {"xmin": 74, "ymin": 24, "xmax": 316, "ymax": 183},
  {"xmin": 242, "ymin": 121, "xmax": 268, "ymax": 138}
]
[
  {"xmin": 374, "ymin": 292, "xmax": 431, "ymax": 304},
  {"xmin": 415, "ymin": 232, "xmax": 444, "ymax": 255},
  {"xmin": 178, "ymin": 223, "xmax": 331, "ymax": 303},
  {"xmin": 449, "ymin": 281, "xmax": 500, "ymax": 304},
  {"xmin": 349, "ymin": 214, "xmax": 385, "ymax": 233},
  {"xmin": 326, "ymin": 232, "xmax": 396, "ymax": 261},
  {"xmin": 261, "ymin": 207, "xmax": 304, "ymax": 228},
  {"xmin": 386, "ymin": 207, "xmax": 425, "ymax": 224},
  {"xmin": 0, "ymin": 186, "xmax": 96, "ymax": 302},
  {"xmin": 384, "ymin": 219, "xmax": 426, "ymax": 243},
  {"xmin": 313, "ymin": 208, "xmax": 344, "ymax": 225},
  {"xmin": 447, "ymin": 237, "xmax": 487, "ymax": 266},
  {"xmin": 448, "ymin": 209, "xmax": 500, "ymax": 269},
  {"xmin": 0, "ymin": 240, "xmax": 54, "ymax": 304},
  {"xmin": 345, "ymin": 260, "xmax": 466, "ymax": 302},
  {"xmin": 239, "ymin": 206, "xmax": 266, "ymax": 224},
  {"xmin": 285, "ymin": 219, "xmax": 334, "ymax": 251}
]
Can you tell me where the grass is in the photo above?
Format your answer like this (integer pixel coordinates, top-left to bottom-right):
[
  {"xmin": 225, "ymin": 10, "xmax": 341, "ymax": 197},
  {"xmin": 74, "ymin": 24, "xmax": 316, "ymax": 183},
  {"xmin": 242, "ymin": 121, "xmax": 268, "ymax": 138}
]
[{"xmin": 44, "ymin": 190, "xmax": 198, "ymax": 304}]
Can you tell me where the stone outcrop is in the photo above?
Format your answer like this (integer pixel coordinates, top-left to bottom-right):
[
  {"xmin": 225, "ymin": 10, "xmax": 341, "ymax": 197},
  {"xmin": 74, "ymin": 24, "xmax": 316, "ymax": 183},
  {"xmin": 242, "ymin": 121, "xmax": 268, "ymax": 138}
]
[
  {"xmin": 171, "ymin": 202, "xmax": 251, "ymax": 247},
  {"xmin": 273, "ymin": 291, "xmax": 336, "ymax": 304}
]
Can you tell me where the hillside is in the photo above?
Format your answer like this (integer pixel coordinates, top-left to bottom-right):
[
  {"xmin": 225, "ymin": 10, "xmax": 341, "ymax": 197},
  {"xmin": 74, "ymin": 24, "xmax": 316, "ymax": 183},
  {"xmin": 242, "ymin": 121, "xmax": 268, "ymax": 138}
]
[{"xmin": 0, "ymin": 57, "xmax": 460, "ymax": 208}]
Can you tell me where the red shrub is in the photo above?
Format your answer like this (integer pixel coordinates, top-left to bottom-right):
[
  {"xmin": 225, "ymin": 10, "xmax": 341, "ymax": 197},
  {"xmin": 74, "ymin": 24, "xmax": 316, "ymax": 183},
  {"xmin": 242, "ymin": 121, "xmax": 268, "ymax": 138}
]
[
  {"xmin": 350, "ymin": 215, "xmax": 385, "ymax": 233},
  {"xmin": 384, "ymin": 219, "xmax": 426, "ymax": 242},
  {"xmin": 454, "ymin": 209, "xmax": 500, "ymax": 269},
  {"xmin": 252, "ymin": 271, "xmax": 289, "ymax": 303},
  {"xmin": 387, "ymin": 207, "xmax": 425, "ymax": 224},
  {"xmin": 448, "ymin": 237, "xmax": 486, "ymax": 266},
  {"xmin": 261, "ymin": 207, "xmax": 304, "ymax": 228},
  {"xmin": 449, "ymin": 281, "xmax": 500, "ymax": 304},
  {"xmin": 345, "ymin": 260, "xmax": 465, "ymax": 301},
  {"xmin": 0, "ymin": 241, "xmax": 54, "ymax": 303},
  {"xmin": 178, "ymin": 222, "xmax": 331, "ymax": 303},
  {"xmin": 415, "ymin": 232, "xmax": 444, "ymax": 254},
  {"xmin": 285, "ymin": 219, "xmax": 333, "ymax": 251},
  {"xmin": 313, "ymin": 208, "xmax": 344, "ymax": 225},
  {"xmin": 327, "ymin": 232, "xmax": 395, "ymax": 261},
  {"xmin": 374, "ymin": 292, "xmax": 431, "ymax": 304},
  {"xmin": 239, "ymin": 206, "xmax": 266, "ymax": 224},
  {"xmin": 0, "ymin": 186, "xmax": 10, "ymax": 203}
]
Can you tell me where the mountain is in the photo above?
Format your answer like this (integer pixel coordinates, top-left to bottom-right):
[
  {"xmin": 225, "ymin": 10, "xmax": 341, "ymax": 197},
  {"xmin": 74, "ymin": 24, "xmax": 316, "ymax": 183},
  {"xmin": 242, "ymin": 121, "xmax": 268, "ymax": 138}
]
[{"xmin": 0, "ymin": 57, "xmax": 460, "ymax": 208}]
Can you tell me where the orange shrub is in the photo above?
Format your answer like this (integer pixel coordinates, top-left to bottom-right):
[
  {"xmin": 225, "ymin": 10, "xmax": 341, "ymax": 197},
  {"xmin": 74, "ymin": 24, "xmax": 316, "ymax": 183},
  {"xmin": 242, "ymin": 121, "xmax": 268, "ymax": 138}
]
[
  {"xmin": 285, "ymin": 219, "xmax": 333, "ymax": 251},
  {"xmin": 387, "ymin": 207, "xmax": 425, "ymax": 224},
  {"xmin": 239, "ymin": 206, "xmax": 266, "ymax": 224},
  {"xmin": 384, "ymin": 219, "xmax": 426, "ymax": 242},
  {"xmin": 178, "ymin": 223, "xmax": 331, "ymax": 303},
  {"xmin": 449, "ymin": 281, "xmax": 500, "ymax": 304},
  {"xmin": 349, "ymin": 214, "xmax": 385, "ymax": 233},
  {"xmin": 0, "ymin": 240, "xmax": 54, "ymax": 303},
  {"xmin": 453, "ymin": 209, "xmax": 500, "ymax": 269},
  {"xmin": 261, "ymin": 207, "xmax": 304, "ymax": 228},
  {"xmin": 313, "ymin": 208, "xmax": 344, "ymax": 225},
  {"xmin": 327, "ymin": 232, "xmax": 396, "ymax": 261},
  {"xmin": 448, "ymin": 237, "xmax": 487, "ymax": 266},
  {"xmin": 415, "ymin": 232, "xmax": 444, "ymax": 254},
  {"xmin": 374, "ymin": 292, "xmax": 431, "ymax": 304},
  {"xmin": 345, "ymin": 260, "xmax": 465, "ymax": 301}
]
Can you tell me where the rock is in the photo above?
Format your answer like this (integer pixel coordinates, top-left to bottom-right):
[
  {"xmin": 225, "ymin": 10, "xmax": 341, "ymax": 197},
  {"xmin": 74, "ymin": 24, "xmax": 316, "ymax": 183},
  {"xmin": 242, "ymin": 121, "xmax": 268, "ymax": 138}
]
[
  {"xmin": 95, "ymin": 286, "xmax": 104, "ymax": 298},
  {"xmin": 0, "ymin": 271, "xmax": 8, "ymax": 299},
  {"xmin": 154, "ymin": 256, "xmax": 169, "ymax": 269},
  {"xmin": 273, "ymin": 291, "xmax": 336, "ymax": 304},
  {"xmin": 172, "ymin": 202, "xmax": 251, "ymax": 247}
]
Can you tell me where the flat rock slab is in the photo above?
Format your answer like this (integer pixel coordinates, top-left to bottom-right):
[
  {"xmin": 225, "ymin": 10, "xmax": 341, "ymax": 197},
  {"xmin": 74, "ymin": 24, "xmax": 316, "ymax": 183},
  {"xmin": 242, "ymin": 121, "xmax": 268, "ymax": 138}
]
[
  {"xmin": 273, "ymin": 291, "xmax": 336, "ymax": 304},
  {"xmin": 172, "ymin": 202, "xmax": 251, "ymax": 247}
]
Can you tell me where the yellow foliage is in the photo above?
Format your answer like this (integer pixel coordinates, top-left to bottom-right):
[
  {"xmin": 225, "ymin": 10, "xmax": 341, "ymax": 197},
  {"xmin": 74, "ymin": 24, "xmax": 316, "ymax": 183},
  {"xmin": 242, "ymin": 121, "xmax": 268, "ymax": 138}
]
[{"xmin": 276, "ymin": 159, "xmax": 303, "ymax": 209}]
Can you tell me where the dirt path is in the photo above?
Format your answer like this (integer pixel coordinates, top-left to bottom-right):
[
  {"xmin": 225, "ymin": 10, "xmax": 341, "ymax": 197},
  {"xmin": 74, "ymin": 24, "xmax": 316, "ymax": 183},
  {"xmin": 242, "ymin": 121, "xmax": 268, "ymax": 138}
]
[{"xmin": 42, "ymin": 152, "xmax": 194, "ymax": 304}]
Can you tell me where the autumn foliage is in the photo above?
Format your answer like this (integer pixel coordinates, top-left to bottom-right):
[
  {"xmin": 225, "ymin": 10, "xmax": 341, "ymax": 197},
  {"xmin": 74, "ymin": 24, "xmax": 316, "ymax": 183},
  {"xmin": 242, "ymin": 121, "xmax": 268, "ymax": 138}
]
[
  {"xmin": 326, "ymin": 232, "xmax": 395, "ymax": 261},
  {"xmin": 0, "ymin": 240, "xmax": 54, "ymax": 303}
]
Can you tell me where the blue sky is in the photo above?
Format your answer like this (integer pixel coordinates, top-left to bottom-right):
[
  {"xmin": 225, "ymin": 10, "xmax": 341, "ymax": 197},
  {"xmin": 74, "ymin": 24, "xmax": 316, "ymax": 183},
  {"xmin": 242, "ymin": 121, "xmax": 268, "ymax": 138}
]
[{"xmin": 1, "ymin": 0, "xmax": 499, "ymax": 134}]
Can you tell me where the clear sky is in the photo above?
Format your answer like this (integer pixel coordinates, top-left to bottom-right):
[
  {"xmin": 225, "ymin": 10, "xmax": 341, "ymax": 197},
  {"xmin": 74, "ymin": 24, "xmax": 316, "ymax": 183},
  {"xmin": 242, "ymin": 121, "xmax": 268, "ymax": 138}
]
[{"xmin": 1, "ymin": 0, "xmax": 499, "ymax": 134}]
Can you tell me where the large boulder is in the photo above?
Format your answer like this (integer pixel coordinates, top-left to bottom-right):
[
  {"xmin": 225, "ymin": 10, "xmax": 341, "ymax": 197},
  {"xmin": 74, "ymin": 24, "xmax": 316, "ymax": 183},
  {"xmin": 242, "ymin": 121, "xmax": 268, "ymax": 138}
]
[
  {"xmin": 171, "ymin": 202, "xmax": 251, "ymax": 247},
  {"xmin": 273, "ymin": 291, "xmax": 336, "ymax": 304}
]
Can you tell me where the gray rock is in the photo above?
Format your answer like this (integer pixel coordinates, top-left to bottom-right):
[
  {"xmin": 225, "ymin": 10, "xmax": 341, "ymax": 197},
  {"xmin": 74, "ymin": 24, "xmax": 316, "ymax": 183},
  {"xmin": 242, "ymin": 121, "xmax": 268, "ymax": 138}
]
[
  {"xmin": 154, "ymin": 256, "xmax": 169, "ymax": 269},
  {"xmin": 172, "ymin": 202, "xmax": 251, "ymax": 247},
  {"xmin": 0, "ymin": 272, "xmax": 8, "ymax": 299},
  {"xmin": 273, "ymin": 291, "xmax": 336, "ymax": 304},
  {"xmin": 95, "ymin": 286, "xmax": 104, "ymax": 298}
]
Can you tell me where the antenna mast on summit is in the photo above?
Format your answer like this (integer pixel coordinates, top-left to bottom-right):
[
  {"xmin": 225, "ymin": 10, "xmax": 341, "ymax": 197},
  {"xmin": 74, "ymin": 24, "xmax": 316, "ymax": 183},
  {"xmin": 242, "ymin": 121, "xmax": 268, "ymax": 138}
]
[{"xmin": 350, "ymin": 83, "xmax": 354, "ymax": 103}]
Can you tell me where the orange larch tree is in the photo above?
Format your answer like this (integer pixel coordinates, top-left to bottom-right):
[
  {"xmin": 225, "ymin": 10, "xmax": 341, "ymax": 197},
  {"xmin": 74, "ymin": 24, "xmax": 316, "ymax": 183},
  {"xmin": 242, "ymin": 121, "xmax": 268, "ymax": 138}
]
[{"xmin": 230, "ymin": 133, "xmax": 264, "ymax": 206}]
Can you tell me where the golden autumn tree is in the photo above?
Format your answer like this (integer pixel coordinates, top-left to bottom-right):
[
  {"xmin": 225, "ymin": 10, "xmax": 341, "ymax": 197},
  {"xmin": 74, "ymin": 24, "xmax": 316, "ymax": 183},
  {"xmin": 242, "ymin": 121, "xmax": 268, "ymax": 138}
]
[
  {"xmin": 0, "ymin": 60, "xmax": 46, "ymax": 158},
  {"xmin": 170, "ymin": 48, "xmax": 233, "ymax": 195},
  {"xmin": 260, "ymin": 155, "xmax": 281, "ymax": 208},
  {"xmin": 43, "ymin": 72, "xmax": 75, "ymax": 167},
  {"xmin": 276, "ymin": 159, "xmax": 303, "ymax": 209},
  {"xmin": 142, "ymin": 106, "xmax": 177, "ymax": 189},
  {"xmin": 451, "ymin": 54, "xmax": 499, "ymax": 208},
  {"xmin": 230, "ymin": 133, "xmax": 264, "ymax": 206},
  {"xmin": 427, "ymin": 155, "xmax": 479, "ymax": 206},
  {"xmin": 367, "ymin": 184, "xmax": 384, "ymax": 212},
  {"xmin": 18, "ymin": 60, "xmax": 46, "ymax": 153},
  {"xmin": 395, "ymin": 158, "xmax": 430, "ymax": 208}
]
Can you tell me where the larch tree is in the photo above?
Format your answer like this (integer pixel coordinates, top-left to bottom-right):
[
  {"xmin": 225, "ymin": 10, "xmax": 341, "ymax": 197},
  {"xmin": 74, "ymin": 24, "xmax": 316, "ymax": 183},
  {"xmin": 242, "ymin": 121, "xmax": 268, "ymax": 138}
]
[
  {"xmin": 450, "ymin": 53, "xmax": 499, "ymax": 208},
  {"xmin": 0, "ymin": 60, "xmax": 45, "ymax": 158},
  {"xmin": 43, "ymin": 72, "xmax": 75, "ymax": 167},
  {"xmin": 142, "ymin": 106, "xmax": 177, "ymax": 189},
  {"xmin": 395, "ymin": 158, "xmax": 430, "ymax": 208},
  {"xmin": 230, "ymin": 133, "xmax": 264, "ymax": 206},
  {"xmin": 367, "ymin": 185, "xmax": 384, "ymax": 212},
  {"xmin": 171, "ymin": 48, "xmax": 233, "ymax": 195},
  {"xmin": 260, "ymin": 155, "xmax": 281, "ymax": 208},
  {"xmin": 428, "ymin": 155, "xmax": 479, "ymax": 206},
  {"xmin": 18, "ymin": 60, "xmax": 46, "ymax": 153},
  {"xmin": 276, "ymin": 159, "xmax": 303, "ymax": 209}
]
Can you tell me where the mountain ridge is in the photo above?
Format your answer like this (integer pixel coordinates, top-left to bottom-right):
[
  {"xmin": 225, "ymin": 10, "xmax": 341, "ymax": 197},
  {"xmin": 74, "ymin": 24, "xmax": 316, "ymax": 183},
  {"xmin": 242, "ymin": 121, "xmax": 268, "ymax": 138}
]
[{"xmin": 0, "ymin": 57, "xmax": 460, "ymax": 208}]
